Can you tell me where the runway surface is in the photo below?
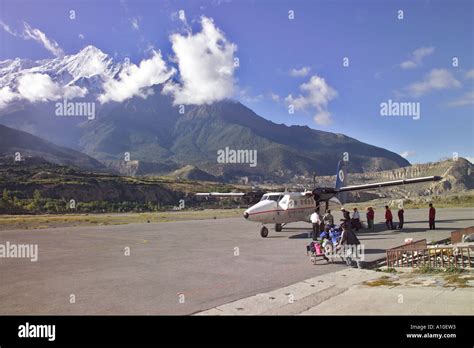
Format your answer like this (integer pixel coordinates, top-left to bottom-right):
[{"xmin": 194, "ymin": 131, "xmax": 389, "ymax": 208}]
[{"xmin": 0, "ymin": 208, "xmax": 472, "ymax": 314}]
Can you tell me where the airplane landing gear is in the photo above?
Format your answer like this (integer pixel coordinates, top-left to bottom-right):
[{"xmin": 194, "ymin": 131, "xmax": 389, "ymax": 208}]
[
  {"xmin": 275, "ymin": 223, "xmax": 282, "ymax": 232},
  {"xmin": 260, "ymin": 226, "xmax": 269, "ymax": 238}
]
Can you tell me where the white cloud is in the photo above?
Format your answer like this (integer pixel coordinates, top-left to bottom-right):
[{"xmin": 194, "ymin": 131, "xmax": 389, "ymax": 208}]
[
  {"xmin": 290, "ymin": 66, "xmax": 310, "ymax": 77},
  {"xmin": 0, "ymin": 21, "xmax": 64, "ymax": 58},
  {"xmin": 78, "ymin": 33, "xmax": 85, "ymax": 40},
  {"xmin": 0, "ymin": 20, "xmax": 17, "ymax": 36},
  {"xmin": 400, "ymin": 46, "xmax": 434, "ymax": 69},
  {"xmin": 23, "ymin": 22, "xmax": 64, "ymax": 58},
  {"xmin": 16, "ymin": 73, "xmax": 86, "ymax": 102},
  {"xmin": 131, "ymin": 17, "xmax": 140, "ymax": 30},
  {"xmin": 405, "ymin": 69, "xmax": 461, "ymax": 96},
  {"xmin": 285, "ymin": 74, "xmax": 338, "ymax": 126},
  {"xmin": 400, "ymin": 150, "xmax": 416, "ymax": 159},
  {"xmin": 0, "ymin": 72, "xmax": 87, "ymax": 109},
  {"xmin": 163, "ymin": 16, "xmax": 237, "ymax": 105},
  {"xmin": 313, "ymin": 110, "xmax": 332, "ymax": 126},
  {"xmin": 270, "ymin": 93, "xmax": 281, "ymax": 103},
  {"xmin": 98, "ymin": 50, "xmax": 175, "ymax": 104},
  {"xmin": 446, "ymin": 91, "xmax": 474, "ymax": 107},
  {"xmin": 0, "ymin": 86, "xmax": 18, "ymax": 108}
]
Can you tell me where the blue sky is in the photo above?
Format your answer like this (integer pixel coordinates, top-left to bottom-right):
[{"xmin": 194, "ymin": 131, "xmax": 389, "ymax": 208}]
[{"xmin": 0, "ymin": 0, "xmax": 473, "ymax": 164}]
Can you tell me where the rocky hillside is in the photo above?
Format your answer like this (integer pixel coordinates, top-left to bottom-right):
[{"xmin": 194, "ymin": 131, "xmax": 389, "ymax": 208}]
[
  {"xmin": 0, "ymin": 124, "xmax": 106, "ymax": 171},
  {"xmin": 296, "ymin": 158, "xmax": 473, "ymax": 201}
]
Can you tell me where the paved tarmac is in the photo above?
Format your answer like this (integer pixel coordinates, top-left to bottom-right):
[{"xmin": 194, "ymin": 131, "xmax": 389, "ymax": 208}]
[
  {"xmin": 0, "ymin": 208, "xmax": 472, "ymax": 314},
  {"xmin": 198, "ymin": 268, "xmax": 474, "ymax": 315}
]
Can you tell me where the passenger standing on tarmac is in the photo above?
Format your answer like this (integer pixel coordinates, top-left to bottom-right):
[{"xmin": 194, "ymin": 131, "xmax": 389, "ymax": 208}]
[
  {"xmin": 310, "ymin": 209, "xmax": 321, "ymax": 240},
  {"xmin": 429, "ymin": 203, "xmax": 436, "ymax": 230},
  {"xmin": 352, "ymin": 208, "xmax": 361, "ymax": 231},
  {"xmin": 385, "ymin": 206, "xmax": 394, "ymax": 230},
  {"xmin": 323, "ymin": 209, "xmax": 334, "ymax": 226},
  {"xmin": 341, "ymin": 207, "xmax": 351, "ymax": 223},
  {"xmin": 338, "ymin": 223, "xmax": 361, "ymax": 268},
  {"xmin": 366, "ymin": 207, "xmax": 375, "ymax": 231},
  {"xmin": 397, "ymin": 208, "xmax": 404, "ymax": 230}
]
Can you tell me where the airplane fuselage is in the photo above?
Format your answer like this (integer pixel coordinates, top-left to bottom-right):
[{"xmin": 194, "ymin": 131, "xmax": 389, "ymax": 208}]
[{"xmin": 243, "ymin": 192, "xmax": 341, "ymax": 224}]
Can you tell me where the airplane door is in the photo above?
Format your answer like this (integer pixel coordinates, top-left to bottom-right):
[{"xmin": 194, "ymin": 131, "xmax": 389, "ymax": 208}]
[{"xmin": 278, "ymin": 195, "xmax": 289, "ymax": 221}]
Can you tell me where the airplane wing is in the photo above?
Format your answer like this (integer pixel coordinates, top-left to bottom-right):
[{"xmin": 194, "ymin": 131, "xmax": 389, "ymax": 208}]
[
  {"xmin": 195, "ymin": 191, "xmax": 265, "ymax": 204},
  {"xmin": 195, "ymin": 192, "xmax": 246, "ymax": 197},
  {"xmin": 337, "ymin": 175, "xmax": 442, "ymax": 193}
]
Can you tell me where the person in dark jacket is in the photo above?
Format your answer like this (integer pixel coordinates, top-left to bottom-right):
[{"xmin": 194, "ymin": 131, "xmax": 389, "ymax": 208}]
[
  {"xmin": 341, "ymin": 207, "xmax": 351, "ymax": 223},
  {"xmin": 338, "ymin": 223, "xmax": 361, "ymax": 267},
  {"xmin": 429, "ymin": 203, "xmax": 436, "ymax": 230},
  {"xmin": 397, "ymin": 208, "xmax": 404, "ymax": 229},
  {"xmin": 385, "ymin": 206, "xmax": 394, "ymax": 230}
]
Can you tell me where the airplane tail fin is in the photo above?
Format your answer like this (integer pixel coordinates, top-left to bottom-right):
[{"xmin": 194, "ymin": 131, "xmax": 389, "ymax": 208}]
[{"xmin": 335, "ymin": 160, "xmax": 347, "ymax": 190}]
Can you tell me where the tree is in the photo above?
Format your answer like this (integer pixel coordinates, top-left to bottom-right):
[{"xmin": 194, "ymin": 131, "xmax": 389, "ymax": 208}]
[
  {"xmin": 33, "ymin": 190, "xmax": 41, "ymax": 203},
  {"xmin": 2, "ymin": 189, "xmax": 9, "ymax": 202},
  {"xmin": 32, "ymin": 190, "xmax": 42, "ymax": 211}
]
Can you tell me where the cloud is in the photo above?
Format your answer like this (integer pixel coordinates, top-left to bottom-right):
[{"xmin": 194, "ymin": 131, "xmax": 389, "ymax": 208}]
[
  {"xmin": 446, "ymin": 91, "xmax": 474, "ymax": 107},
  {"xmin": 313, "ymin": 110, "xmax": 332, "ymax": 126},
  {"xmin": 466, "ymin": 69, "xmax": 474, "ymax": 79},
  {"xmin": 163, "ymin": 16, "xmax": 237, "ymax": 105},
  {"xmin": 0, "ymin": 86, "xmax": 18, "ymax": 109},
  {"xmin": 400, "ymin": 46, "xmax": 434, "ymax": 69},
  {"xmin": 405, "ymin": 69, "xmax": 461, "ymax": 96},
  {"xmin": 290, "ymin": 66, "xmax": 310, "ymax": 77},
  {"xmin": 98, "ymin": 50, "xmax": 175, "ymax": 103},
  {"xmin": 0, "ymin": 72, "xmax": 87, "ymax": 109},
  {"xmin": 270, "ymin": 93, "xmax": 281, "ymax": 103},
  {"xmin": 0, "ymin": 20, "xmax": 17, "ymax": 36},
  {"xmin": 0, "ymin": 21, "xmax": 64, "ymax": 58},
  {"xmin": 285, "ymin": 74, "xmax": 338, "ymax": 126},
  {"xmin": 16, "ymin": 73, "xmax": 86, "ymax": 102},
  {"xmin": 131, "ymin": 17, "xmax": 140, "ymax": 30},
  {"xmin": 78, "ymin": 33, "xmax": 85, "ymax": 40},
  {"xmin": 22, "ymin": 22, "xmax": 64, "ymax": 58},
  {"xmin": 239, "ymin": 88, "xmax": 263, "ymax": 103},
  {"xmin": 399, "ymin": 150, "xmax": 416, "ymax": 159}
]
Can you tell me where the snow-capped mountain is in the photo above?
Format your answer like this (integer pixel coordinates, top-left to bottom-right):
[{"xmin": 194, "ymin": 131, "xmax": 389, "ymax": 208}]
[{"xmin": 0, "ymin": 45, "xmax": 121, "ymax": 100}]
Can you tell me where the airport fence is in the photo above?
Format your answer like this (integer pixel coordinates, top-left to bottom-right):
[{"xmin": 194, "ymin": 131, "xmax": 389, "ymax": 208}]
[
  {"xmin": 386, "ymin": 239, "xmax": 474, "ymax": 269},
  {"xmin": 451, "ymin": 226, "xmax": 474, "ymax": 244}
]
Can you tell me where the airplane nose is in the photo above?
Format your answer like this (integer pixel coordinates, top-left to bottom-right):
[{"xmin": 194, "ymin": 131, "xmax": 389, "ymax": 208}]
[{"xmin": 243, "ymin": 212, "xmax": 249, "ymax": 219}]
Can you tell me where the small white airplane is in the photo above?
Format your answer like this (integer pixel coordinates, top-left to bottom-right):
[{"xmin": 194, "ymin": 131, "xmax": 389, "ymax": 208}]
[{"xmin": 196, "ymin": 160, "xmax": 441, "ymax": 238}]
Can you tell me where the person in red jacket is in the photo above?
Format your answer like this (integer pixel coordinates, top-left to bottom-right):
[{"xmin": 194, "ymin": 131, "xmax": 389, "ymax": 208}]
[
  {"xmin": 429, "ymin": 203, "xmax": 436, "ymax": 230},
  {"xmin": 385, "ymin": 205, "xmax": 394, "ymax": 229},
  {"xmin": 366, "ymin": 207, "xmax": 375, "ymax": 231}
]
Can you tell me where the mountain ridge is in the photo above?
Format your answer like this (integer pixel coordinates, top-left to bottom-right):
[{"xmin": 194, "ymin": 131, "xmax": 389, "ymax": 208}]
[{"xmin": 0, "ymin": 45, "xmax": 410, "ymax": 182}]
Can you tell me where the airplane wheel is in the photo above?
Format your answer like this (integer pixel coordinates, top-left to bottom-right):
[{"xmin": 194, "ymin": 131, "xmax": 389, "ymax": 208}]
[
  {"xmin": 275, "ymin": 223, "xmax": 282, "ymax": 232},
  {"xmin": 260, "ymin": 226, "xmax": 269, "ymax": 238}
]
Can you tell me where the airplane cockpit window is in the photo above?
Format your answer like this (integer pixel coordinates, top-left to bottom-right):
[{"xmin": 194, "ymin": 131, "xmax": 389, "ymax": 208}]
[{"xmin": 260, "ymin": 194, "xmax": 283, "ymax": 202}]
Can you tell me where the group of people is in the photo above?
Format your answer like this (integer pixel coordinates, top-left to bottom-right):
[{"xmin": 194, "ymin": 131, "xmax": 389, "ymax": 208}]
[
  {"xmin": 308, "ymin": 203, "xmax": 437, "ymax": 268},
  {"xmin": 382, "ymin": 203, "xmax": 436, "ymax": 230},
  {"xmin": 310, "ymin": 203, "xmax": 437, "ymax": 235},
  {"xmin": 308, "ymin": 211, "xmax": 361, "ymax": 267}
]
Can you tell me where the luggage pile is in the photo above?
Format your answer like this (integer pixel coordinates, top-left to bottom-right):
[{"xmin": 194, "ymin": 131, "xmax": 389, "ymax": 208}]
[{"xmin": 306, "ymin": 224, "xmax": 343, "ymax": 265}]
